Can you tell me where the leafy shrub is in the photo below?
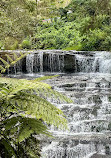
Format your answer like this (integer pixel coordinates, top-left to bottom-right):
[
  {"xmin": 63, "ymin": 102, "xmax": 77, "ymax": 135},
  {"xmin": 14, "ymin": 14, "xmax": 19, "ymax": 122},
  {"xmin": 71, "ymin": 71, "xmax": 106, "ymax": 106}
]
[
  {"xmin": 21, "ymin": 39, "xmax": 31, "ymax": 49},
  {"xmin": 0, "ymin": 41, "xmax": 4, "ymax": 50},
  {"xmin": 32, "ymin": 21, "xmax": 83, "ymax": 50},
  {"xmin": 32, "ymin": 16, "xmax": 111, "ymax": 51},
  {"xmin": 4, "ymin": 37, "xmax": 19, "ymax": 50},
  {"xmin": 1, "ymin": 0, "xmax": 111, "ymax": 51},
  {"xmin": 82, "ymin": 29, "xmax": 106, "ymax": 51}
]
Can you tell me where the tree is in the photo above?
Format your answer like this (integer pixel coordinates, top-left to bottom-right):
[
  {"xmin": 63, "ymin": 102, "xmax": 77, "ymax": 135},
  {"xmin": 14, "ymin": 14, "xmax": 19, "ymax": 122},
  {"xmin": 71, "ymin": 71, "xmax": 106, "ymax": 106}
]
[
  {"xmin": 0, "ymin": 52, "xmax": 72, "ymax": 157},
  {"xmin": 0, "ymin": 0, "xmax": 38, "ymax": 49}
]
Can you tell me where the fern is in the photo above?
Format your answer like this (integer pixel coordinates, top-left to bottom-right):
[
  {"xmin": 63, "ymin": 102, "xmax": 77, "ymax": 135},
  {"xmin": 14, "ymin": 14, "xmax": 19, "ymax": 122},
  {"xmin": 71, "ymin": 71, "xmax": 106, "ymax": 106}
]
[
  {"xmin": 0, "ymin": 76, "xmax": 71, "ymax": 157},
  {"xmin": 0, "ymin": 52, "xmax": 28, "ymax": 73},
  {"xmin": 0, "ymin": 77, "xmax": 71, "ymax": 128},
  {"xmin": 2, "ymin": 116, "xmax": 50, "ymax": 141},
  {"xmin": 0, "ymin": 137, "xmax": 17, "ymax": 158},
  {"xmin": 0, "ymin": 52, "xmax": 73, "ymax": 157}
]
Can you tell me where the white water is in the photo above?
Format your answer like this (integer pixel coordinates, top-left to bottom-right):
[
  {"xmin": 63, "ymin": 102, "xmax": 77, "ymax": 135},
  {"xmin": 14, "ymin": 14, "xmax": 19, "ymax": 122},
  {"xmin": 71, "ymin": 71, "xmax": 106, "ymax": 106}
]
[
  {"xmin": 97, "ymin": 52, "xmax": 111, "ymax": 73},
  {"xmin": 5, "ymin": 51, "xmax": 111, "ymax": 157},
  {"xmin": 7, "ymin": 51, "xmax": 111, "ymax": 75},
  {"xmin": 41, "ymin": 73, "xmax": 111, "ymax": 158},
  {"xmin": 25, "ymin": 51, "xmax": 111, "ymax": 74},
  {"xmin": 25, "ymin": 52, "xmax": 64, "ymax": 73},
  {"xmin": 74, "ymin": 51, "xmax": 111, "ymax": 73},
  {"xmin": 26, "ymin": 53, "xmax": 34, "ymax": 73}
]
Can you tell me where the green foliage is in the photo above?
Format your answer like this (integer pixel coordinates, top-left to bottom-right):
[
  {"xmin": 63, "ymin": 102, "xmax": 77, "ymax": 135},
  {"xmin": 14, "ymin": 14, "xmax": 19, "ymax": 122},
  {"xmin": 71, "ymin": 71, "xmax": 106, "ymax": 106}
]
[
  {"xmin": 0, "ymin": 0, "xmax": 111, "ymax": 51},
  {"xmin": 0, "ymin": 52, "xmax": 28, "ymax": 73},
  {"xmin": 0, "ymin": 41, "xmax": 4, "ymax": 50},
  {"xmin": 0, "ymin": 76, "xmax": 71, "ymax": 157},
  {"xmin": 0, "ymin": 53, "xmax": 72, "ymax": 157},
  {"xmin": 0, "ymin": 76, "xmax": 70, "ymax": 127},
  {"xmin": 3, "ymin": 37, "xmax": 19, "ymax": 50},
  {"xmin": 32, "ymin": 20, "xmax": 83, "ymax": 50},
  {"xmin": 0, "ymin": 0, "xmax": 67, "ymax": 50},
  {"xmin": 0, "ymin": 0, "xmax": 38, "ymax": 48},
  {"xmin": 21, "ymin": 39, "xmax": 31, "ymax": 49},
  {"xmin": 82, "ymin": 29, "xmax": 107, "ymax": 51},
  {"xmin": 34, "ymin": 75, "xmax": 59, "ymax": 81},
  {"xmin": 31, "ymin": 0, "xmax": 111, "ymax": 51}
]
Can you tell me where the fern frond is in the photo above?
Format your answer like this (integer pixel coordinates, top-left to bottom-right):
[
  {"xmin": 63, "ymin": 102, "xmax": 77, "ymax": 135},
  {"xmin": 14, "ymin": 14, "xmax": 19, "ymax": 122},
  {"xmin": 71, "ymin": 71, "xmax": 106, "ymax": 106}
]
[
  {"xmin": 5, "ymin": 55, "xmax": 14, "ymax": 63},
  {"xmin": 9, "ymin": 92, "xmax": 67, "ymax": 128},
  {"xmin": 13, "ymin": 53, "xmax": 18, "ymax": 60},
  {"xmin": 18, "ymin": 127, "xmax": 33, "ymax": 142},
  {"xmin": 0, "ymin": 65, "xmax": 6, "ymax": 72},
  {"xmin": 0, "ymin": 77, "xmax": 71, "ymax": 128},
  {"xmin": 0, "ymin": 53, "xmax": 72, "ymax": 157},
  {"xmin": 3, "ymin": 117, "xmax": 21, "ymax": 131},
  {"xmin": 2, "ymin": 116, "xmax": 50, "ymax": 142},
  {"xmin": 19, "ymin": 135, "xmax": 40, "ymax": 158},
  {"xmin": 0, "ymin": 52, "xmax": 28, "ymax": 73},
  {"xmin": 19, "ymin": 52, "xmax": 24, "ymax": 56},
  {"xmin": 18, "ymin": 118, "xmax": 50, "ymax": 142},
  {"xmin": 0, "ymin": 137, "xmax": 17, "ymax": 158},
  {"xmin": 1, "ymin": 116, "xmax": 43, "ymax": 157},
  {"xmin": 0, "ymin": 57, "xmax": 10, "ymax": 68}
]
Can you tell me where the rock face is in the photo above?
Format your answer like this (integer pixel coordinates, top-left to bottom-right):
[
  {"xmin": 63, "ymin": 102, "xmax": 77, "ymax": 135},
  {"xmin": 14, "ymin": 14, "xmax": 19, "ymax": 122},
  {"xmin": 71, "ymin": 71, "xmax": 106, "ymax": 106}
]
[{"xmin": 1, "ymin": 50, "xmax": 111, "ymax": 157}]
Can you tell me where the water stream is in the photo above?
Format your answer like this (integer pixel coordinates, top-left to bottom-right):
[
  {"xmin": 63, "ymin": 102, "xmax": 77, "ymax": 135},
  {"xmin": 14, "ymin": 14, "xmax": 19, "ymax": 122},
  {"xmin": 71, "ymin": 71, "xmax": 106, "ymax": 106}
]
[{"xmin": 2, "ymin": 50, "xmax": 111, "ymax": 158}]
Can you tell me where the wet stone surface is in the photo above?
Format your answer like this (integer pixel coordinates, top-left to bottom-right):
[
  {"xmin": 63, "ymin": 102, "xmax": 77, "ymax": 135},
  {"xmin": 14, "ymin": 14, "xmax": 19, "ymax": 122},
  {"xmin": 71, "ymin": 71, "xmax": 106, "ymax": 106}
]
[{"xmin": 41, "ymin": 73, "xmax": 111, "ymax": 158}]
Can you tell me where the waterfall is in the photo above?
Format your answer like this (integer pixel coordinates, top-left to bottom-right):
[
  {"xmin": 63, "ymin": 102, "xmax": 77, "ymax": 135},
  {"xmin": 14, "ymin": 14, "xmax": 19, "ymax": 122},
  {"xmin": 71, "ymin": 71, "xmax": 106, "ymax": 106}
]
[
  {"xmin": 75, "ymin": 54, "xmax": 95, "ymax": 72},
  {"xmin": 25, "ymin": 51, "xmax": 111, "ymax": 74},
  {"xmin": 25, "ymin": 52, "xmax": 64, "ymax": 73},
  {"xmin": 97, "ymin": 52, "xmax": 111, "ymax": 73},
  {"xmin": 74, "ymin": 51, "xmax": 111, "ymax": 73},
  {"xmin": 2, "ymin": 50, "xmax": 111, "ymax": 157},
  {"xmin": 42, "ymin": 142, "xmax": 97, "ymax": 158},
  {"xmin": 40, "ymin": 52, "xmax": 43, "ymax": 73},
  {"xmin": 16, "ymin": 60, "xmax": 23, "ymax": 73},
  {"xmin": 41, "ymin": 73, "xmax": 111, "ymax": 158},
  {"xmin": 26, "ymin": 53, "xmax": 34, "ymax": 73},
  {"xmin": 5, "ymin": 50, "xmax": 111, "ymax": 74}
]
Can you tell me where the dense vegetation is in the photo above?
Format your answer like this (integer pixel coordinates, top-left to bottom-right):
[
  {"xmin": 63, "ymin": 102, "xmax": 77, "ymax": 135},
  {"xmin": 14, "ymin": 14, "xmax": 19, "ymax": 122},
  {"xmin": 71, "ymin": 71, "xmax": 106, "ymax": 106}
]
[
  {"xmin": 0, "ymin": 1, "xmax": 111, "ymax": 157},
  {"xmin": 0, "ymin": 0, "xmax": 111, "ymax": 51}
]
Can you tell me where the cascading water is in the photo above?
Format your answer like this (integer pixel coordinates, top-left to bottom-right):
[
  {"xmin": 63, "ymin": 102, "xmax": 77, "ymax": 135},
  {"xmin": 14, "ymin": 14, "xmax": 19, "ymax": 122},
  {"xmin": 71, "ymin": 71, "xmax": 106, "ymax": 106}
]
[
  {"xmin": 74, "ymin": 51, "xmax": 111, "ymax": 73},
  {"xmin": 5, "ymin": 50, "xmax": 111, "ymax": 74},
  {"xmin": 45, "ymin": 53, "xmax": 64, "ymax": 72},
  {"xmin": 74, "ymin": 54, "xmax": 95, "ymax": 72},
  {"xmin": 24, "ymin": 52, "xmax": 64, "ymax": 73},
  {"xmin": 97, "ymin": 52, "xmax": 111, "ymax": 73},
  {"xmin": 41, "ymin": 73, "xmax": 111, "ymax": 158},
  {"xmin": 26, "ymin": 53, "xmax": 34, "ymax": 73},
  {"xmin": 6, "ymin": 51, "xmax": 111, "ymax": 74},
  {"xmin": 1, "ymin": 50, "xmax": 111, "ymax": 157}
]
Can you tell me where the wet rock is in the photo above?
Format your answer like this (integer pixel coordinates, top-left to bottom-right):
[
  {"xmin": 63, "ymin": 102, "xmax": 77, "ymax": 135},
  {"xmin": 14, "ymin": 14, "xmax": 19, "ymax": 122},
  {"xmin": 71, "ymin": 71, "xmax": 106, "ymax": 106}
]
[{"xmin": 90, "ymin": 153, "xmax": 110, "ymax": 158}]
